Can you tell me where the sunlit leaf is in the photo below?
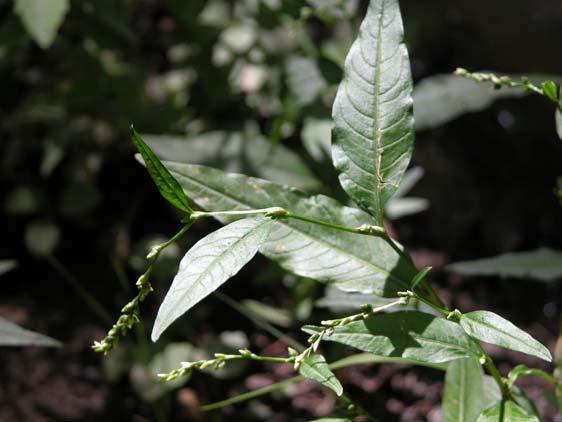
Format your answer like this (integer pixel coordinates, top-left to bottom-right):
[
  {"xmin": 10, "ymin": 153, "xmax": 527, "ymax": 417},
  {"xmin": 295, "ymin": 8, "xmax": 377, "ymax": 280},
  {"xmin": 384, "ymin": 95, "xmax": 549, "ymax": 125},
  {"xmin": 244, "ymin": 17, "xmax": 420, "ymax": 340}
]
[
  {"xmin": 303, "ymin": 311, "xmax": 481, "ymax": 364},
  {"xmin": 460, "ymin": 311, "xmax": 552, "ymax": 362},
  {"xmin": 152, "ymin": 217, "xmax": 273, "ymax": 341},
  {"xmin": 163, "ymin": 162, "xmax": 439, "ymax": 299},
  {"xmin": 447, "ymin": 248, "xmax": 562, "ymax": 282},
  {"xmin": 332, "ymin": 0, "xmax": 414, "ymax": 225},
  {"xmin": 299, "ymin": 354, "xmax": 343, "ymax": 396}
]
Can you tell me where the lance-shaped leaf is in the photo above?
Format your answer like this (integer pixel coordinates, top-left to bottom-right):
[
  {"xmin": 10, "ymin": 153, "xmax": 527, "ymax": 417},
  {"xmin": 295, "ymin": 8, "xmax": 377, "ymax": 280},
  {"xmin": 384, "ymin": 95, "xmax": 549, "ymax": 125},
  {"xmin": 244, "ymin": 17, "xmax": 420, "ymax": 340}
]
[
  {"xmin": 331, "ymin": 0, "xmax": 414, "ymax": 225},
  {"xmin": 299, "ymin": 354, "xmax": 343, "ymax": 396},
  {"xmin": 152, "ymin": 217, "xmax": 273, "ymax": 341},
  {"xmin": 442, "ymin": 358, "xmax": 486, "ymax": 422},
  {"xmin": 303, "ymin": 311, "xmax": 481, "ymax": 364},
  {"xmin": 162, "ymin": 162, "xmax": 439, "ymax": 300},
  {"xmin": 460, "ymin": 311, "xmax": 552, "ymax": 362},
  {"xmin": 131, "ymin": 127, "xmax": 192, "ymax": 213},
  {"xmin": 477, "ymin": 401, "xmax": 539, "ymax": 422},
  {"xmin": 447, "ymin": 249, "xmax": 562, "ymax": 282},
  {"xmin": 0, "ymin": 317, "xmax": 61, "ymax": 347}
]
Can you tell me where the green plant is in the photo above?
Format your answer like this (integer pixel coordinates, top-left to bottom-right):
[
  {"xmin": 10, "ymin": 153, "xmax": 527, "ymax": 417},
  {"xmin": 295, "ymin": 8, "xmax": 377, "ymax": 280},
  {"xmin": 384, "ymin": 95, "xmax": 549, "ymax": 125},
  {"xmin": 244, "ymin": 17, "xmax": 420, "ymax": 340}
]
[{"xmin": 95, "ymin": 0, "xmax": 560, "ymax": 420}]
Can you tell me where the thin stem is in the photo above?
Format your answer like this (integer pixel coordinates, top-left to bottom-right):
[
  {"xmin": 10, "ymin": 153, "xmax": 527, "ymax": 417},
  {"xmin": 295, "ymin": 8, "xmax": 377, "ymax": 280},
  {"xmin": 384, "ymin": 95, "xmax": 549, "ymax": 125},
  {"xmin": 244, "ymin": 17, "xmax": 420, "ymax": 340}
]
[
  {"xmin": 455, "ymin": 68, "xmax": 549, "ymax": 100},
  {"xmin": 200, "ymin": 353, "xmax": 388, "ymax": 412},
  {"xmin": 46, "ymin": 255, "xmax": 113, "ymax": 324},
  {"xmin": 93, "ymin": 222, "xmax": 193, "ymax": 353},
  {"xmin": 482, "ymin": 352, "xmax": 510, "ymax": 399},
  {"xmin": 192, "ymin": 207, "xmax": 386, "ymax": 238}
]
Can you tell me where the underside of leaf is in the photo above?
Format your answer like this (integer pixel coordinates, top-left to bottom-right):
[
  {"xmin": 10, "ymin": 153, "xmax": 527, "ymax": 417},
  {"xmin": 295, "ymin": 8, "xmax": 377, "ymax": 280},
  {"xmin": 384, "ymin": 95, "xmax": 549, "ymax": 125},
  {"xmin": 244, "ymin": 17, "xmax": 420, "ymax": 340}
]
[{"xmin": 332, "ymin": 0, "xmax": 414, "ymax": 224}]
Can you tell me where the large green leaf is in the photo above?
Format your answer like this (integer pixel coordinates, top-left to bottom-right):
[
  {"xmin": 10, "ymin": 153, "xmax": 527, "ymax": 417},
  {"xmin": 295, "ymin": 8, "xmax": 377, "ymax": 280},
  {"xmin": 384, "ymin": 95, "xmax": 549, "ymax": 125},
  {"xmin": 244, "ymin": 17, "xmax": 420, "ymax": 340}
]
[
  {"xmin": 152, "ymin": 217, "xmax": 273, "ymax": 341},
  {"xmin": 298, "ymin": 354, "xmax": 343, "ymax": 396},
  {"xmin": 476, "ymin": 401, "xmax": 539, "ymax": 422},
  {"xmin": 14, "ymin": 0, "xmax": 69, "ymax": 49},
  {"xmin": 0, "ymin": 317, "xmax": 61, "ymax": 347},
  {"xmin": 447, "ymin": 249, "xmax": 562, "ymax": 282},
  {"xmin": 144, "ymin": 131, "xmax": 321, "ymax": 191},
  {"xmin": 442, "ymin": 358, "xmax": 486, "ymax": 422},
  {"xmin": 131, "ymin": 128, "xmax": 192, "ymax": 213},
  {"xmin": 460, "ymin": 311, "xmax": 552, "ymax": 362},
  {"xmin": 331, "ymin": 0, "xmax": 414, "ymax": 225},
  {"xmin": 303, "ymin": 311, "xmax": 481, "ymax": 364},
  {"xmin": 163, "ymin": 162, "xmax": 424, "ymax": 299}
]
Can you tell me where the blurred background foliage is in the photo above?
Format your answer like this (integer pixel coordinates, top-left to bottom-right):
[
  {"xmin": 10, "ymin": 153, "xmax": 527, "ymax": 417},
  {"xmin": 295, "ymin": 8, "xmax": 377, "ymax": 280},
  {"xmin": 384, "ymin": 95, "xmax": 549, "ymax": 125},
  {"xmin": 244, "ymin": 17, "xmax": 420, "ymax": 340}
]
[{"xmin": 1, "ymin": 0, "xmax": 562, "ymax": 420}]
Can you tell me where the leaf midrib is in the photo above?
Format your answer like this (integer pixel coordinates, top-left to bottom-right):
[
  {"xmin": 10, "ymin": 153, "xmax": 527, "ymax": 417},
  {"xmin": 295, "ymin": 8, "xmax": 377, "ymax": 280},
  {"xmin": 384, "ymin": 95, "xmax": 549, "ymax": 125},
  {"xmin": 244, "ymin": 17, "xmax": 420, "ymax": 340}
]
[
  {"xmin": 169, "ymin": 166, "xmax": 410, "ymax": 291},
  {"xmin": 462, "ymin": 314, "xmax": 543, "ymax": 356},
  {"xmin": 372, "ymin": 1, "xmax": 385, "ymax": 225}
]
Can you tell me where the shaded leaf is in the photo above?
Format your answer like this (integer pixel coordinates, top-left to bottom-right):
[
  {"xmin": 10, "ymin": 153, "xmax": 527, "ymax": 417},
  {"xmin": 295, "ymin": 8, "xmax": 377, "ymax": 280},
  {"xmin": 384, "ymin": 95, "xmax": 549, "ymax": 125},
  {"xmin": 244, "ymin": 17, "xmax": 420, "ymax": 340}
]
[
  {"xmin": 240, "ymin": 299, "xmax": 291, "ymax": 328},
  {"xmin": 299, "ymin": 354, "xmax": 343, "ymax": 396},
  {"xmin": 460, "ymin": 311, "xmax": 552, "ymax": 362},
  {"xmin": 144, "ymin": 131, "xmax": 320, "ymax": 191},
  {"xmin": 414, "ymin": 73, "xmax": 559, "ymax": 131},
  {"xmin": 286, "ymin": 55, "xmax": 326, "ymax": 106},
  {"xmin": 14, "ymin": 0, "xmax": 69, "ymax": 49},
  {"xmin": 447, "ymin": 248, "xmax": 562, "ymax": 282},
  {"xmin": 301, "ymin": 118, "xmax": 332, "ymax": 162},
  {"xmin": 385, "ymin": 197, "xmax": 430, "ymax": 219},
  {"xmin": 25, "ymin": 221, "xmax": 60, "ymax": 257},
  {"xmin": 331, "ymin": 0, "xmax": 414, "ymax": 225},
  {"xmin": 152, "ymin": 217, "xmax": 273, "ymax": 341},
  {"xmin": 131, "ymin": 342, "xmax": 206, "ymax": 402},
  {"xmin": 0, "ymin": 317, "xmax": 61, "ymax": 347},
  {"xmin": 0, "ymin": 260, "xmax": 17, "ymax": 277},
  {"xmin": 303, "ymin": 311, "xmax": 481, "ymax": 364},
  {"xmin": 477, "ymin": 400, "xmax": 539, "ymax": 422},
  {"xmin": 442, "ymin": 358, "xmax": 486, "ymax": 422},
  {"xmin": 131, "ymin": 128, "xmax": 192, "ymax": 213},
  {"xmin": 164, "ymin": 162, "xmax": 429, "ymax": 299}
]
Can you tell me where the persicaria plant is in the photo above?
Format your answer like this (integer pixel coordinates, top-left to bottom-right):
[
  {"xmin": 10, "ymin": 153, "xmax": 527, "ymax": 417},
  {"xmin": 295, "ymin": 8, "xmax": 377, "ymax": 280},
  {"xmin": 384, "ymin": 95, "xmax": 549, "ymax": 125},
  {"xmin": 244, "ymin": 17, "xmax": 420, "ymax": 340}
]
[{"xmin": 94, "ymin": 0, "xmax": 561, "ymax": 420}]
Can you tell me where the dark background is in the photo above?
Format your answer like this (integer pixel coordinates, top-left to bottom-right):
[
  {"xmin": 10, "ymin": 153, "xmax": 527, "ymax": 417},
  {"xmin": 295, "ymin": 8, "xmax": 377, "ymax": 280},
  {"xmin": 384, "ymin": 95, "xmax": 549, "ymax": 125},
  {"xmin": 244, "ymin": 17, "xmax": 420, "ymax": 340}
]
[{"xmin": 1, "ymin": 0, "xmax": 561, "ymax": 420}]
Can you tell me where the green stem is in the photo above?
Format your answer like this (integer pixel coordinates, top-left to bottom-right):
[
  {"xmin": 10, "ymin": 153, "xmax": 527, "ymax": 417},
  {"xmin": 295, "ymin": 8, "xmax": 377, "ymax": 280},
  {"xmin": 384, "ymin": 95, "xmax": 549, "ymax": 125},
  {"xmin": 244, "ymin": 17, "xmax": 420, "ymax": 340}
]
[
  {"xmin": 483, "ymin": 353, "xmax": 510, "ymax": 399},
  {"xmin": 200, "ymin": 353, "xmax": 393, "ymax": 412},
  {"xmin": 191, "ymin": 207, "xmax": 386, "ymax": 238}
]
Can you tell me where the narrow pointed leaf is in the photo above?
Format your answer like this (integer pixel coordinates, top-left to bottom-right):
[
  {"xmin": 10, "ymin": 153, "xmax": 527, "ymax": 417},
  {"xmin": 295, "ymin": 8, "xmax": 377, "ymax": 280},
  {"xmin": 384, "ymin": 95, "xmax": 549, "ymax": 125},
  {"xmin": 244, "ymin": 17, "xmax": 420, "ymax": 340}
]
[
  {"xmin": 163, "ymin": 162, "xmax": 435, "ymax": 299},
  {"xmin": 447, "ymin": 248, "xmax": 562, "ymax": 282},
  {"xmin": 442, "ymin": 358, "xmax": 486, "ymax": 422},
  {"xmin": 14, "ymin": 0, "xmax": 69, "ymax": 49},
  {"xmin": 303, "ymin": 311, "xmax": 481, "ymax": 364},
  {"xmin": 477, "ymin": 401, "xmax": 539, "ymax": 422},
  {"xmin": 332, "ymin": 0, "xmax": 414, "ymax": 224},
  {"xmin": 299, "ymin": 354, "xmax": 343, "ymax": 396},
  {"xmin": 0, "ymin": 317, "xmax": 61, "ymax": 347},
  {"xmin": 152, "ymin": 217, "xmax": 273, "ymax": 341},
  {"xmin": 460, "ymin": 311, "xmax": 552, "ymax": 362},
  {"xmin": 131, "ymin": 127, "xmax": 192, "ymax": 213}
]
